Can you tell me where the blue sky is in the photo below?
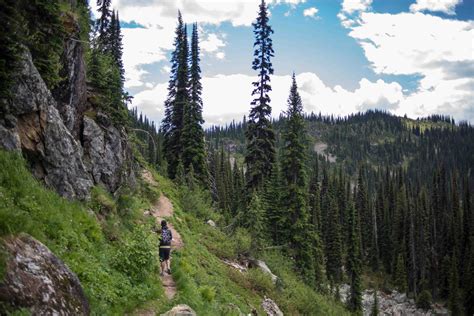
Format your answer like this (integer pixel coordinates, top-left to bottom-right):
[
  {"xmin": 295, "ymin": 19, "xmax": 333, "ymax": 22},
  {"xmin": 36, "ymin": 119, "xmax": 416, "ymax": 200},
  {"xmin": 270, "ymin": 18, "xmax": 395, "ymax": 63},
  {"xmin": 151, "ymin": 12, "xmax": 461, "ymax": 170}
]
[{"xmin": 91, "ymin": 0, "xmax": 474, "ymax": 125}]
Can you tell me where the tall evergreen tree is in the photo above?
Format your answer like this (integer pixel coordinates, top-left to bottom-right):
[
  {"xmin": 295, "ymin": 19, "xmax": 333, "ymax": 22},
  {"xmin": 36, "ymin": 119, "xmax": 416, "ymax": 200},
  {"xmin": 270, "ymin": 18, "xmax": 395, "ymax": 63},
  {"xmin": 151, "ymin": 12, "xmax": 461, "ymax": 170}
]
[
  {"xmin": 161, "ymin": 12, "xmax": 189, "ymax": 179},
  {"xmin": 108, "ymin": 10, "xmax": 124, "ymax": 85},
  {"xmin": 182, "ymin": 23, "xmax": 207, "ymax": 184},
  {"xmin": 96, "ymin": 0, "xmax": 112, "ymax": 48},
  {"xmin": 245, "ymin": 0, "xmax": 276, "ymax": 191},
  {"xmin": 347, "ymin": 201, "xmax": 363, "ymax": 314}
]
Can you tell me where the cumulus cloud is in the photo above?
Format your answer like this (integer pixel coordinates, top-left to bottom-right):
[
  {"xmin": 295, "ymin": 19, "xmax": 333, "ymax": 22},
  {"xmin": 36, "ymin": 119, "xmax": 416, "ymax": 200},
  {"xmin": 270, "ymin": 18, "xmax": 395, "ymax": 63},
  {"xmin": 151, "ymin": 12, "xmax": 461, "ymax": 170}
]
[
  {"xmin": 200, "ymin": 33, "xmax": 226, "ymax": 59},
  {"xmin": 303, "ymin": 7, "xmax": 318, "ymax": 18},
  {"xmin": 131, "ymin": 73, "xmax": 408, "ymax": 126},
  {"xmin": 347, "ymin": 12, "xmax": 474, "ymax": 121},
  {"xmin": 409, "ymin": 0, "xmax": 462, "ymax": 15},
  {"xmin": 340, "ymin": 0, "xmax": 372, "ymax": 15}
]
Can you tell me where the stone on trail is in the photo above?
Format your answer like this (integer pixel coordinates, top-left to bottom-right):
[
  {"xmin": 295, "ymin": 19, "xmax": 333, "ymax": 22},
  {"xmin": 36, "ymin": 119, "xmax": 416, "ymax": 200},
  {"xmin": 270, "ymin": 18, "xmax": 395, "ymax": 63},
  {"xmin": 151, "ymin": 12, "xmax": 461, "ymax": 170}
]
[
  {"xmin": 160, "ymin": 304, "xmax": 196, "ymax": 316},
  {"xmin": 261, "ymin": 297, "xmax": 283, "ymax": 316}
]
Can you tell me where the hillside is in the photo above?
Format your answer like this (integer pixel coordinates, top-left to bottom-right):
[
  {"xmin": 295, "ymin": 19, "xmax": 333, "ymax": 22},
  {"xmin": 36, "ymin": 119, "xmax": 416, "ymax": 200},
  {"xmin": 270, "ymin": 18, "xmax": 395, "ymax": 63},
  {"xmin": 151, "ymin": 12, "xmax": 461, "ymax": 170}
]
[{"xmin": 0, "ymin": 150, "xmax": 349, "ymax": 315}]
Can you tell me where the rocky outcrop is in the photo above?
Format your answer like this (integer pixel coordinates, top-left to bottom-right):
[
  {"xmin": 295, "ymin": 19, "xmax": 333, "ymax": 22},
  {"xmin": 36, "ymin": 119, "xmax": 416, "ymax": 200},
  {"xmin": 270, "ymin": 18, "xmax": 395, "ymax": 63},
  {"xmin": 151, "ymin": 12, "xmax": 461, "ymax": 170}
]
[
  {"xmin": 339, "ymin": 284, "xmax": 449, "ymax": 316},
  {"xmin": 160, "ymin": 304, "xmax": 196, "ymax": 316},
  {"xmin": 53, "ymin": 12, "xmax": 88, "ymax": 138},
  {"xmin": 5, "ymin": 49, "xmax": 93, "ymax": 200},
  {"xmin": 0, "ymin": 16, "xmax": 136, "ymax": 199},
  {"xmin": 0, "ymin": 234, "xmax": 90, "ymax": 315},
  {"xmin": 82, "ymin": 115, "xmax": 135, "ymax": 193},
  {"xmin": 262, "ymin": 297, "xmax": 283, "ymax": 316}
]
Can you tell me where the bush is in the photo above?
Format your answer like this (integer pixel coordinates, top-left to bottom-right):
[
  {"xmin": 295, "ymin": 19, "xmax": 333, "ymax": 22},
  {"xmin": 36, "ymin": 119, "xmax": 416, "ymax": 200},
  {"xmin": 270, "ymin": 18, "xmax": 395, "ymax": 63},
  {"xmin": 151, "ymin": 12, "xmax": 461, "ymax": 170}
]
[
  {"xmin": 247, "ymin": 268, "xmax": 275, "ymax": 294},
  {"xmin": 416, "ymin": 290, "xmax": 432, "ymax": 310},
  {"xmin": 233, "ymin": 228, "xmax": 252, "ymax": 257},
  {"xmin": 113, "ymin": 225, "xmax": 157, "ymax": 283},
  {"xmin": 200, "ymin": 285, "xmax": 216, "ymax": 302}
]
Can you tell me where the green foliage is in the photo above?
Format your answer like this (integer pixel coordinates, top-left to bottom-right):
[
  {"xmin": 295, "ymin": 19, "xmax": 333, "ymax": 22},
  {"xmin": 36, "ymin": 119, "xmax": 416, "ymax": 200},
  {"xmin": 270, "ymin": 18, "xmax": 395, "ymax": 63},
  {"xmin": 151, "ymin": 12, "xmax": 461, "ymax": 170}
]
[
  {"xmin": 247, "ymin": 268, "xmax": 275, "ymax": 293},
  {"xmin": 0, "ymin": 245, "xmax": 7, "ymax": 281},
  {"xmin": 371, "ymin": 290, "xmax": 379, "ymax": 316},
  {"xmin": 199, "ymin": 285, "xmax": 216, "ymax": 302},
  {"xmin": 0, "ymin": 151, "xmax": 162, "ymax": 314},
  {"xmin": 233, "ymin": 228, "xmax": 252, "ymax": 257},
  {"xmin": 244, "ymin": 192, "xmax": 266, "ymax": 251},
  {"xmin": 416, "ymin": 290, "xmax": 432, "ymax": 310},
  {"xmin": 113, "ymin": 225, "xmax": 157, "ymax": 283},
  {"xmin": 245, "ymin": 0, "xmax": 276, "ymax": 191}
]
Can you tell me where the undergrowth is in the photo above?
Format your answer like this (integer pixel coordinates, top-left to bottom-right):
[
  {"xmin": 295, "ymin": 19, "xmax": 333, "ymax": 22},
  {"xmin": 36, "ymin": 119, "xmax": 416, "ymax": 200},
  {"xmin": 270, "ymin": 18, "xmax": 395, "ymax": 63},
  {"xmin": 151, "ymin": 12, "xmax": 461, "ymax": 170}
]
[{"xmin": 0, "ymin": 150, "xmax": 163, "ymax": 314}]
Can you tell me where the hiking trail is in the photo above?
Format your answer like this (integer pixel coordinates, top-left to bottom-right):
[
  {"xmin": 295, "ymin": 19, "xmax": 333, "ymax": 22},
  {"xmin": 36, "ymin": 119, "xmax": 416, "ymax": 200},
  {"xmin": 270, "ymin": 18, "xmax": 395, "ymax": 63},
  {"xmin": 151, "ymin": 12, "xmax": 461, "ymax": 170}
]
[{"xmin": 134, "ymin": 170, "xmax": 184, "ymax": 315}]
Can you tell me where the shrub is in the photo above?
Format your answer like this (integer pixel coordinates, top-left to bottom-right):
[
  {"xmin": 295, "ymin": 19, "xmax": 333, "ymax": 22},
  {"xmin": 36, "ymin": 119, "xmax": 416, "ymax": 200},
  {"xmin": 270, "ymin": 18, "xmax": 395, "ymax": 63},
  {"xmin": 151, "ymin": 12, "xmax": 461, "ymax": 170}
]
[
  {"xmin": 233, "ymin": 228, "xmax": 252, "ymax": 257},
  {"xmin": 113, "ymin": 225, "xmax": 157, "ymax": 283},
  {"xmin": 416, "ymin": 290, "xmax": 432, "ymax": 310},
  {"xmin": 247, "ymin": 268, "xmax": 275, "ymax": 294},
  {"xmin": 200, "ymin": 285, "xmax": 216, "ymax": 302}
]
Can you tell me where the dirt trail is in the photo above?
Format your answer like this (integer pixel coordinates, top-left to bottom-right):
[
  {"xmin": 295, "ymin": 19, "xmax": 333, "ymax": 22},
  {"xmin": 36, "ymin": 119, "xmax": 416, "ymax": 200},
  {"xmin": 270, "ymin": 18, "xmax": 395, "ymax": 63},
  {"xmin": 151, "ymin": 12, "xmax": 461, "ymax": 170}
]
[{"xmin": 141, "ymin": 170, "xmax": 184, "ymax": 301}]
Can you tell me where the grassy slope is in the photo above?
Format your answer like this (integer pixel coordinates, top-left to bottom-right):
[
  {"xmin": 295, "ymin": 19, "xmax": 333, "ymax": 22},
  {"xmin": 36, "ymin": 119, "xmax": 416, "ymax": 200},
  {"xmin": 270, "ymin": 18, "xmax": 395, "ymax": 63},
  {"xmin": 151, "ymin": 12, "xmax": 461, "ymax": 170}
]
[
  {"xmin": 145, "ymin": 171, "xmax": 350, "ymax": 315},
  {"xmin": 0, "ymin": 150, "xmax": 349, "ymax": 315}
]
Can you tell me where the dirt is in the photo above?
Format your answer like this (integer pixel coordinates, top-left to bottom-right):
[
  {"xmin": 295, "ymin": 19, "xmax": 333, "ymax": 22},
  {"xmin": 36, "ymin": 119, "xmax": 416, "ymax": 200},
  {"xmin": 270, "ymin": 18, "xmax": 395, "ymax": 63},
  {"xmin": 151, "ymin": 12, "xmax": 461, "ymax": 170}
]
[{"xmin": 141, "ymin": 170, "xmax": 184, "ymax": 301}]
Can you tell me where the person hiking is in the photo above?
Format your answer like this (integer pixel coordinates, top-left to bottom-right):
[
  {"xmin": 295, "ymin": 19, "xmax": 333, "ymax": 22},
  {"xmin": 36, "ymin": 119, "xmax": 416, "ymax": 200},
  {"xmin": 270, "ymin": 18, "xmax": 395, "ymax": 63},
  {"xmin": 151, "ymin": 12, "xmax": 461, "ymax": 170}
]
[{"xmin": 159, "ymin": 219, "xmax": 173, "ymax": 276}]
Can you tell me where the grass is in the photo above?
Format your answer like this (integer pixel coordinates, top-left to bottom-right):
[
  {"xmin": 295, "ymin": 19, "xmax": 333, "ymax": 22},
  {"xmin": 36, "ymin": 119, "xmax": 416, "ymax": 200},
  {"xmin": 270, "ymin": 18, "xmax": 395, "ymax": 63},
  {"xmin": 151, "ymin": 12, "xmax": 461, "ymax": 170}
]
[
  {"xmin": 0, "ymin": 150, "xmax": 164, "ymax": 315},
  {"xmin": 0, "ymin": 150, "xmax": 352, "ymax": 315},
  {"xmin": 146, "ymin": 168, "xmax": 351, "ymax": 315}
]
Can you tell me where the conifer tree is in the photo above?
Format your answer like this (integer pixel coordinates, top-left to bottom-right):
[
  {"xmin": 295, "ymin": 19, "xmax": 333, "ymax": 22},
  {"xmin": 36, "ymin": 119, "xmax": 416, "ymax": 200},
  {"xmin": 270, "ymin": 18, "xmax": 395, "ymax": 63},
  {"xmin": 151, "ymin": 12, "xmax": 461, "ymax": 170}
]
[
  {"xmin": 245, "ymin": 192, "xmax": 266, "ymax": 251},
  {"xmin": 325, "ymin": 192, "xmax": 343, "ymax": 285},
  {"xmin": 347, "ymin": 201, "xmax": 362, "ymax": 313},
  {"xmin": 245, "ymin": 0, "xmax": 276, "ymax": 191},
  {"xmin": 371, "ymin": 290, "xmax": 379, "ymax": 316},
  {"xmin": 162, "ymin": 12, "xmax": 189, "ymax": 179},
  {"xmin": 108, "ymin": 10, "xmax": 124, "ymax": 85},
  {"xmin": 182, "ymin": 23, "xmax": 207, "ymax": 184},
  {"xmin": 96, "ymin": 0, "xmax": 112, "ymax": 48},
  {"xmin": 280, "ymin": 74, "xmax": 315, "ymax": 284}
]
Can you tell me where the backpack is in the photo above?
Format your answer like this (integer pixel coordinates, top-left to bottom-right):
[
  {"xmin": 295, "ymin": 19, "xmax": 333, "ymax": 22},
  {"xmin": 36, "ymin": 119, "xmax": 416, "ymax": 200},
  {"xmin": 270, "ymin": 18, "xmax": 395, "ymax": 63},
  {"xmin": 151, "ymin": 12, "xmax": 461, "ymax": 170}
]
[{"xmin": 161, "ymin": 227, "xmax": 172, "ymax": 245}]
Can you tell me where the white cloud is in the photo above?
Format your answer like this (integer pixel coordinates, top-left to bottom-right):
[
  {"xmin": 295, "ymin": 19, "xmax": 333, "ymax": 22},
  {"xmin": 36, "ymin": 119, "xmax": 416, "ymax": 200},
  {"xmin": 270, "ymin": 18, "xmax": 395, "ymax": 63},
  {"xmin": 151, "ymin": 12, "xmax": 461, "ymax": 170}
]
[
  {"xmin": 200, "ymin": 32, "xmax": 226, "ymax": 59},
  {"xmin": 303, "ymin": 7, "xmax": 319, "ymax": 18},
  {"xmin": 345, "ymin": 11, "xmax": 474, "ymax": 122},
  {"xmin": 409, "ymin": 0, "xmax": 462, "ymax": 15},
  {"xmin": 215, "ymin": 52, "xmax": 226, "ymax": 59},
  {"xmin": 131, "ymin": 72, "xmax": 409, "ymax": 126},
  {"xmin": 341, "ymin": 0, "xmax": 372, "ymax": 15}
]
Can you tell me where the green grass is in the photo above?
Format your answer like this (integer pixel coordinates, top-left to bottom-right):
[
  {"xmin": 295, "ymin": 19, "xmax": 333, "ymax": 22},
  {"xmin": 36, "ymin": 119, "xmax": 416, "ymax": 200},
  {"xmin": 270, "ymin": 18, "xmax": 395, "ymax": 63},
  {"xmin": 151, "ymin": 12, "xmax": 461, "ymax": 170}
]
[
  {"xmin": 147, "ymin": 169, "xmax": 351, "ymax": 315},
  {"xmin": 0, "ymin": 150, "xmax": 164, "ymax": 315}
]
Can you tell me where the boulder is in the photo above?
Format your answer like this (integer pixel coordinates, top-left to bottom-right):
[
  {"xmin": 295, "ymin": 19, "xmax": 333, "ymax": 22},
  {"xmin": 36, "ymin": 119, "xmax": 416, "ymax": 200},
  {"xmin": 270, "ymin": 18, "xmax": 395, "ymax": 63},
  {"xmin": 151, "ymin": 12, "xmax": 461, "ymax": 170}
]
[
  {"xmin": 206, "ymin": 219, "xmax": 216, "ymax": 227},
  {"xmin": 249, "ymin": 259, "xmax": 278, "ymax": 284},
  {"xmin": 0, "ymin": 234, "xmax": 90, "ymax": 315},
  {"xmin": 160, "ymin": 304, "xmax": 196, "ymax": 316},
  {"xmin": 262, "ymin": 297, "xmax": 283, "ymax": 316}
]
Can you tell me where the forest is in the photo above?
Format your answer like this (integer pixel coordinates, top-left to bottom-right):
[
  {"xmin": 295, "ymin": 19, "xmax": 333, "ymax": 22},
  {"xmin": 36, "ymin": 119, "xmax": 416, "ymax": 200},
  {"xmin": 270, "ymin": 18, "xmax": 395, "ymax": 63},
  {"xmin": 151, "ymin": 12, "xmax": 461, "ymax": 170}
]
[{"xmin": 0, "ymin": 0, "xmax": 473, "ymax": 315}]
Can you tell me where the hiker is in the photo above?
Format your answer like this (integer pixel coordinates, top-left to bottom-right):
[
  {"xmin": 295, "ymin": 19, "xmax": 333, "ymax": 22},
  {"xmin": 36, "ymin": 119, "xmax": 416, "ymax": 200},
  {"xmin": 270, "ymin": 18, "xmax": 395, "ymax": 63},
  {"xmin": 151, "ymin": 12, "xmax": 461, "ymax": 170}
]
[{"xmin": 159, "ymin": 219, "xmax": 173, "ymax": 276}]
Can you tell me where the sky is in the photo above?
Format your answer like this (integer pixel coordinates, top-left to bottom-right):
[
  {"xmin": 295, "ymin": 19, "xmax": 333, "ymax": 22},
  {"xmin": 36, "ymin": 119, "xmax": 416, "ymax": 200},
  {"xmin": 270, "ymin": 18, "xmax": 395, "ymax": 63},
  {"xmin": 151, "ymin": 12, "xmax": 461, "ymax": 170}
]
[{"xmin": 91, "ymin": 0, "xmax": 474, "ymax": 126}]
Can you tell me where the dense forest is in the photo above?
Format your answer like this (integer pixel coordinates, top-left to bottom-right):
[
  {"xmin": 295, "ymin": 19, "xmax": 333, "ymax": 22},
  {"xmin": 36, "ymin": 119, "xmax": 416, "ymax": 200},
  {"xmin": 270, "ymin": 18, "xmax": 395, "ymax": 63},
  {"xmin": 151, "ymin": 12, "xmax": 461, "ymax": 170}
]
[{"xmin": 0, "ymin": 0, "xmax": 473, "ymax": 315}]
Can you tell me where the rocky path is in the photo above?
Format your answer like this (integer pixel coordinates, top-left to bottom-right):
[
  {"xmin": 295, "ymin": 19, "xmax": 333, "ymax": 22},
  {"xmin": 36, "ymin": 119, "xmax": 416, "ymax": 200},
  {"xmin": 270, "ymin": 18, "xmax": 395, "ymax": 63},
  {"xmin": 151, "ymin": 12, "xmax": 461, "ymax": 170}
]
[{"xmin": 133, "ymin": 171, "xmax": 184, "ymax": 316}]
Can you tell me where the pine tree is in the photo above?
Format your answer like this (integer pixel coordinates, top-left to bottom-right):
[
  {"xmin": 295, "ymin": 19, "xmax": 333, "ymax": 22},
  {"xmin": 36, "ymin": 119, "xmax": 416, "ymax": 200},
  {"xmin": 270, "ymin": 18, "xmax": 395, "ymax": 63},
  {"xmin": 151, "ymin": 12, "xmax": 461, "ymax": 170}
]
[
  {"xmin": 325, "ymin": 192, "xmax": 343, "ymax": 285},
  {"xmin": 96, "ymin": 0, "xmax": 112, "ymax": 49},
  {"xmin": 393, "ymin": 253, "xmax": 408, "ymax": 293},
  {"xmin": 245, "ymin": 192, "xmax": 266, "ymax": 251},
  {"xmin": 0, "ymin": 0, "xmax": 22, "ymax": 101},
  {"xmin": 347, "ymin": 201, "xmax": 363, "ymax": 313},
  {"xmin": 108, "ymin": 10, "xmax": 124, "ymax": 85},
  {"xmin": 448, "ymin": 253, "xmax": 463, "ymax": 315},
  {"xmin": 279, "ymin": 74, "xmax": 315, "ymax": 284},
  {"xmin": 181, "ymin": 23, "xmax": 207, "ymax": 184},
  {"xmin": 161, "ymin": 12, "xmax": 189, "ymax": 179},
  {"xmin": 245, "ymin": 0, "xmax": 276, "ymax": 191},
  {"xmin": 371, "ymin": 290, "xmax": 379, "ymax": 316}
]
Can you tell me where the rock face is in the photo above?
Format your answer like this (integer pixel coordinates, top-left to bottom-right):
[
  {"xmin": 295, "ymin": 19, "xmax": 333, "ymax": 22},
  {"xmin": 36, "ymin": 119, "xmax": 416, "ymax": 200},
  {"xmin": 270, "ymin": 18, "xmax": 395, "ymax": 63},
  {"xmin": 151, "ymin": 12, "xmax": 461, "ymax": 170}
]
[
  {"xmin": 339, "ymin": 284, "xmax": 449, "ymax": 316},
  {"xmin": 160, "ymin": 304, "xmax": 196, "ymax": 316},
  {"xmin": 0, "ymin": 234, "xmax": 90, "ymax": 315},
  {"xmin": 0, "ymin": 16, "xmax": 136, "ymax": 199},
  {"xmin": 262, "ymin": 297, "xmax": 283, "ymax": 316}
]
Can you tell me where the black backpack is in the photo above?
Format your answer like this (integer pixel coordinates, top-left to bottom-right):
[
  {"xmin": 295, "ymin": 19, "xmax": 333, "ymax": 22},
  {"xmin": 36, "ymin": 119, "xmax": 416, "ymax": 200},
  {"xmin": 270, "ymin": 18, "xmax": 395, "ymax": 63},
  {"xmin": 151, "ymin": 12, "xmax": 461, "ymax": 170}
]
[{"xmin": 161, "ymin": 227, "xmax": 172, "ymax": 245}]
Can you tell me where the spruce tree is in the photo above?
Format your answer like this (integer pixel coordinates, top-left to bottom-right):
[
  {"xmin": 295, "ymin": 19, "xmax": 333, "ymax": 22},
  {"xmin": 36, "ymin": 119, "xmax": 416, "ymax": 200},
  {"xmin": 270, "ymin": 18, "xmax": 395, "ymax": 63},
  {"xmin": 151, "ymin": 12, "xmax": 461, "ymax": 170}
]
[
  {"xmin": 182, "ymin": 23, "xmax": 207, "ymax": 184},
  {"xmin": 161, "ymin": 12, "xmax": 189, "ymax": 179},
  {"xmin": 108, "ymin": 10, "xmax": 124, "ymax": 85},
  {"xmin": 325, "ymin": 192, "xmax": 343, "ymax": 285},
  {"xmin": 245, "ymin": 0, "xmax": 276, "ymax": 191},
  {"xmin": 245, "ymin": 192, "xmax": 266, "ymax": 251},
  {"xmin": 96, "ymin": 0, "xmax": 112, "ymax": 49},
  {"xmin": 280, "ymin": 74, "xmax": 315, "ymax": 284},
  {"xmin": 347, "ymin": 201, "xmax": 363, "ymax": 313}
]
